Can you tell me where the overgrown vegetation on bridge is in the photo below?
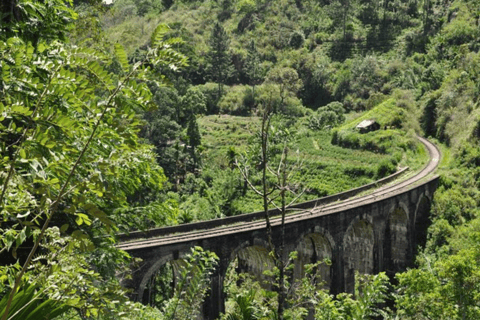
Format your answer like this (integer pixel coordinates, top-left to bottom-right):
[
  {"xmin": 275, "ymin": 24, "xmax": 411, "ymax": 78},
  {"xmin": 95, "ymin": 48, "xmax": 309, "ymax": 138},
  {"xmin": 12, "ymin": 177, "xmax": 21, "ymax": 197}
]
[{"xmin": 2, "ymin": 0, "xmax": 480, "ymax": 319}]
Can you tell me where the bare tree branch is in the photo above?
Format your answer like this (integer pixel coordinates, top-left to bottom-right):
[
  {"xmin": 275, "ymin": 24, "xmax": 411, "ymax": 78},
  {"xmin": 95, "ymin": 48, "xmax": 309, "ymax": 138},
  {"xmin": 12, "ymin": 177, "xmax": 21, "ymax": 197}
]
[{"xmin": 287, "ymin": 188, "xmax": 306, "ymax": 207}]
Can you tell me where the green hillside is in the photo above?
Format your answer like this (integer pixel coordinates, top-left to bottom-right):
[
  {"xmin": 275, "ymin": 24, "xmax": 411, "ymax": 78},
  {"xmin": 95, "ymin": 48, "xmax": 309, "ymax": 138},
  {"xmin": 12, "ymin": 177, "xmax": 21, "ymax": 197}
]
[{"xmin": 3, "ymin": 0, "xmax": 480, "ymax": 318}]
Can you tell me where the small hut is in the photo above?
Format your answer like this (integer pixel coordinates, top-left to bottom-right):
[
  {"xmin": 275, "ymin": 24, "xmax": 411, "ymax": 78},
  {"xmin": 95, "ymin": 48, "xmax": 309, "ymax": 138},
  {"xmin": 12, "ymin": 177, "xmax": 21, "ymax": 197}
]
[{"xmin": 356, "ymin": 119, "xmax": 380, "ymax": 133}]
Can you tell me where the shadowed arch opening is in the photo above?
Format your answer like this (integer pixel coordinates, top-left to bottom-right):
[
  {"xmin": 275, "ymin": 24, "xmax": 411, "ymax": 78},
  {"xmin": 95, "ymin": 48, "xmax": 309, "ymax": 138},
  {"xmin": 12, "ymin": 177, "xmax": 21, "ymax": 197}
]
[
  {"xmin": 235, "ymin": 245, "xmax": 275, "ymax": 282},
  {"xmin": 222, "ymin": 244, "xmax": 275, "ymax": 295},
  {"xmin": 222, "ymin": 245, "xmax": 275, "ymax": 318},
  {"xmin": 384, "ymin": 207, "xmax": 408, "ymax": 276},
  {"xmin": 294, "ymin": 233, "xmax": 333, "ymax": 289},
  {"xmin": 343, "ymin": 219, "xmax": 374, "ymax": 293},
  {"xmin": 141, "ymin": 258, "xmax": 185, "ymax": 307},
  {"xmin": 414, "ymin": 195, "xmax": 431, "ymax": 254}
]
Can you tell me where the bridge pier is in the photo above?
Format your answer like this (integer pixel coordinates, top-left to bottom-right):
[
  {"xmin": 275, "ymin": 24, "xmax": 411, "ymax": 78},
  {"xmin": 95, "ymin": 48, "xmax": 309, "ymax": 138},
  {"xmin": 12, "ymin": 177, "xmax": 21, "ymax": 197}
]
[
  {"xmin": 331, "ymin": 243, "xmax": 343, "ymax": 295},
  {"xmin": 203, "ymin": 265, "xmax": 225, "ymax": 319}
]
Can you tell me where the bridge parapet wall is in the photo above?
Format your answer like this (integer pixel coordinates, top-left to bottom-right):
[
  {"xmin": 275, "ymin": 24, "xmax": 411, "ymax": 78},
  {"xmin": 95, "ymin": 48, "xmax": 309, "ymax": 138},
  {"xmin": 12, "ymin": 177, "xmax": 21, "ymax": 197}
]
[{"xmin": 117, "ymin": 167, "xmax": 409, "ymax": 243}]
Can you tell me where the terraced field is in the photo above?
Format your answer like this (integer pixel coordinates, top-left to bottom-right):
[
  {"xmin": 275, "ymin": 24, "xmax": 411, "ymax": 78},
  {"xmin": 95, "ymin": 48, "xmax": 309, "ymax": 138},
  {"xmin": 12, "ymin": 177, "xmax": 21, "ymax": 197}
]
[{"xmin": 198, "ymin": 115, "xmax": 428, "ymax": 212}]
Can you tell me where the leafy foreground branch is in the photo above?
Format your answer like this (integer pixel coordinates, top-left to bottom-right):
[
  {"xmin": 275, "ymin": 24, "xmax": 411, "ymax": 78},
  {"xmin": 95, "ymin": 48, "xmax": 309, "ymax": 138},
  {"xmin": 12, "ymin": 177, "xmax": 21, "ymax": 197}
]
[
  {"xmin": 0, "ymin": 0, "xmax": 189, "ymax": 318},
  {"xmin": 0, "ymin": 235, "xmax": 217, "ymax": 320}
]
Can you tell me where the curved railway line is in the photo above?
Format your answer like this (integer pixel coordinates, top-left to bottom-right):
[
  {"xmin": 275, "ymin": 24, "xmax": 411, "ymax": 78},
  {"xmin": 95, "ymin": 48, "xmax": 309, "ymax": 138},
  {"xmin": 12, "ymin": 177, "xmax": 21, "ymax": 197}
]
[{"xmin": 118, "ymin": 136, "xmax": 440, "ymax": 251}]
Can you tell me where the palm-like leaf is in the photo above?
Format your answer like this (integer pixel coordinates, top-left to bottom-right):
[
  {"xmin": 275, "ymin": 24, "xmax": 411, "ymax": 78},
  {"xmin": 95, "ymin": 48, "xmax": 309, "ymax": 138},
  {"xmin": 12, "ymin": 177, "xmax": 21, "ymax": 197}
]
[{"xmin": 0, "ymin": 283, "xmax": 69, "ymax": 320}]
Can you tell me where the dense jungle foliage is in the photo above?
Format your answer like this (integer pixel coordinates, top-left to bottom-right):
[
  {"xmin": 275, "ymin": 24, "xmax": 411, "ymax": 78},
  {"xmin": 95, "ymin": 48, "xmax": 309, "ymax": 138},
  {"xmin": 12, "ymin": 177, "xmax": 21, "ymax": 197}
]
[{"xmin": 2, "ymin": 0, "xmax": 480, "ymax": 319}]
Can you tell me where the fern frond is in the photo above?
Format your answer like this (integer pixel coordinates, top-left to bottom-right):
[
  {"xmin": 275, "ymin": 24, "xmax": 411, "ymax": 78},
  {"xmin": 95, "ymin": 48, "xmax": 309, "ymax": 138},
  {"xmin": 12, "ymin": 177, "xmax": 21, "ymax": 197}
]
[
  {"xmin": 114, "ymin": 43, "xmax": 129, "ymax": 73},
  {"xmin": 151, "ymin": 24, "xmax": 169, "ymax": 48},
  {"xmin": 162, "ymin": 37, "xmax": 184, "ymax": 47}
]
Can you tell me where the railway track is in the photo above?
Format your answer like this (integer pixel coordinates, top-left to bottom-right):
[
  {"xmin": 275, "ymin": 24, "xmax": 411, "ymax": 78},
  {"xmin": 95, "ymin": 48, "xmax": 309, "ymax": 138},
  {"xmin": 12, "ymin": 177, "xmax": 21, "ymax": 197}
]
[{"xmin": 118, "ymin": 136, "xmax": 440, "ymax": 251}]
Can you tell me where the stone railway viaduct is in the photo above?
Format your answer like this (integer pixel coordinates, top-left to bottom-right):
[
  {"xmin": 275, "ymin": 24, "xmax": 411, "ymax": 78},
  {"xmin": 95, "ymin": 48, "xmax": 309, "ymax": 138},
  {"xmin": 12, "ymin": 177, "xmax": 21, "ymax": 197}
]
[{"xmin": 118, "ymin": 137, "xmax": 440, "ymax": 319}]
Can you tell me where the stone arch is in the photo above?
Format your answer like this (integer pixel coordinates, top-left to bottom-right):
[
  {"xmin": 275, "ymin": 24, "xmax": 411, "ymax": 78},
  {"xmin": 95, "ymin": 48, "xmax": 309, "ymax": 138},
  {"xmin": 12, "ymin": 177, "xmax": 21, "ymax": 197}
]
[
  {"xmin": 226, "ymin": 240, "xmax": 274, "ymax": 286},
  {"xmin": 236, "ymin": 245, "xmax": 275, "ymax": 281},
  {"xmin": 343, "ymin": 217, "xmax": 375, "ymax": 293},
  {"xmin": 228, "ymin": 238, "xmax": 271, "ymax": 265},
  {"xmin": 383, "ymin": 205, "xmax": 409, "ymax": 275},
  {"xmin": 414, "ymin": 194, "xmax": 432, "ymax": 253},
  {"xmin": 138, "ymin": 252, "xmax": 190, "ymax": 304},
  {"xmin": 145, "ymin": 259, "xmax": 188, "ymax": 306},
  {"xmin": 293, "ymin": 230, "xmax": 334, "ymax": 289}
]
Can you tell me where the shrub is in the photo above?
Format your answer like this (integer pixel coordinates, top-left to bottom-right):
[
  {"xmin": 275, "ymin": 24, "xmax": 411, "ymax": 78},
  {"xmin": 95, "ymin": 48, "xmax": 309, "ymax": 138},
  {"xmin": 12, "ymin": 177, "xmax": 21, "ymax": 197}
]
[
  {"xmin": 308, "ymin": 101, "xmax": 345, "ymax": 130},
  {"xmin": 432, "ymin": 185, "xmax": 477, "ymax": 225},
  {"xmin": 281, "ymin": 96, "xmax": 307, "ymax": 117},
  {"xmin": 458, "ymin": 144, "xmax": 480, "ymax": 168},
  {"xmin": 289, "ymin": 30, "xmax": 305, "ymax": 49},
  {"xmin": 237, "ymin": 0, "xmax": 256, "ymax": 14},
  {"xmin": 314, "ymin": 32, "xmax": 329, "ymax": 44},
  {"xmin": 255, "ymin": 83, "xmax": 306, "ymax": 117},
  {"xmin": 376, "ymin": 158, "xmax": 396, "ymax": 178},
  {"xmin": 218, "ymin": 85, "xmax": 252, "ymax": 115},
  {"xmin": 365, "ymin": 93, "xmax": 387, "ymax": 110},
  {"xmin": 197, "ymin": 82, "xmax": 221, "ymax": 114},
  {"xmin": 331, "ymin": 129, "xmax": 339, "ymax": 144},
  {"xmin": 344, "ymin": 166, "xmax": 376, "ymax": 178}
]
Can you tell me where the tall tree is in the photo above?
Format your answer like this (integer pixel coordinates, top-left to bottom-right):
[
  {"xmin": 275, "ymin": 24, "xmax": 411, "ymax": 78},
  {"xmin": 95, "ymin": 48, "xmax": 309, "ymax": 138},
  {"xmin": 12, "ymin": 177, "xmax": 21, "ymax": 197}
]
[
  {"xmin": 265, "ymin": 67, "xmax": 303, "ymax": 114},
  {"xmin": 187, "ymin": 115, "xmax": 202, "ymax": 172},
  {"xmin": 327, "ymin": 0, "xmax": 358, "ymax": 42},
  {"xmin": 244, "ymin": 39, "xmax": 263, "ymax": 101},
  {"xmin": 207, "ymin": 22, "xmax": 233, "ymax": 100},
  {"xmin": 180, "ymin": 86, "xmax": 207, "ymax": 124},
  {"xmin": 236, "ymin": 105, "xmax": 304, "ymax": 320},
  {"xmin": 182, "ymin": 86, "xmax": 206, "ymax": 173}
]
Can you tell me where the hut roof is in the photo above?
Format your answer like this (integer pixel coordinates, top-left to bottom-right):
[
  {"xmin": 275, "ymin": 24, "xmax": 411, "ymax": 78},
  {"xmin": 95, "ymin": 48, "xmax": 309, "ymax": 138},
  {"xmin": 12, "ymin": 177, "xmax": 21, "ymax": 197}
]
[{"xmin": 356, "ymin": 119, "xmax": 377, "ymax": 129}]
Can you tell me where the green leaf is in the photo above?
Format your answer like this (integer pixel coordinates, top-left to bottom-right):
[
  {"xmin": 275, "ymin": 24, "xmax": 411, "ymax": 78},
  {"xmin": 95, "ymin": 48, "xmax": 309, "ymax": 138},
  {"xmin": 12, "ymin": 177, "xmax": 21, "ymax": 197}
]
[
  {"xmin": 45, "ymin": 141, "xmax": 56, "ymax": 149},
  {"xmin": 114, "ymin": 43, "xmax": 129, "ymax": 73},
  {"xmin": 16, "ymin": 228, "xmax": 27, "ymax": 248},
  {"xmin": 75, "ymin": 213, "xmax": 91, "ymax": 226},
  {"xmin": 60, "ymin": 224, "xmax": 69, "ymax": 233},
  {"xmin": 71, "ymin": 230, "xmax": 87, "ymax": 240},
  {"xmin": 37, "ymin": 42, "xmax": 46, "ymax": 53}
]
